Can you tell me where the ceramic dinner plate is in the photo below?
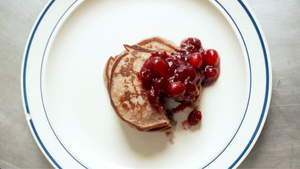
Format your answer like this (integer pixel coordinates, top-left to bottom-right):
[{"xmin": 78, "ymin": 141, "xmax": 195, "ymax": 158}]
[{"xmin": 21, "ymin": 0, "xmax": 272, "ymax": 168}]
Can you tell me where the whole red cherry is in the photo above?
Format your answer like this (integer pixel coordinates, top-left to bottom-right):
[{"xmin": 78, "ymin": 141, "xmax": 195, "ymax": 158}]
[
  {"xmin": 188, "ymin": 53, "xmax": 203, "ymax": 68},
  {"xmin": 205, "ymin": 66, "xmax": 219, "ymax": 80},
  {"xmin": 188, "ymin": 110, "xmax": 202, "ymax": 125},
  {"xmin": 203, "ymin": 49, "xmax": 220, "ymax": 66},
  {"xmin": 150, "ymin": 57, "xmax": 169, "ymax": 77},
  {"xmin": 167, "ymin": 82, "xmax": 185, "ymax": 97}
]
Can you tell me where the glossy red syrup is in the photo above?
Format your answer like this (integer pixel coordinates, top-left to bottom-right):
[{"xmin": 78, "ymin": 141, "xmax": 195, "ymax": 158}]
[{"xmin": 138, "ymin": 38, "xmax": 220, "ymax": 126}]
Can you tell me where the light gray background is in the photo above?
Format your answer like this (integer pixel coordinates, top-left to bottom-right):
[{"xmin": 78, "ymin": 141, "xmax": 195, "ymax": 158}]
[{"xmin": 0, "ymin": 0, "xmax": 299, "ymax": 168}]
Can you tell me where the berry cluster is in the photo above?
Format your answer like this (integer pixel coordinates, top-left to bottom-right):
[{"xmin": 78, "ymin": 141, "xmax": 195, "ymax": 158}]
[{"xmin": 139, "ymin": 37, "xmax": 220, "ymax": 126}]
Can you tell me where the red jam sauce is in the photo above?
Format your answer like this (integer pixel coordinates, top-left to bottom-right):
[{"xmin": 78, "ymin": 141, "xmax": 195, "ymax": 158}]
[{"xmin": 138, "ymin": 37, "xmax": 220, "ymax": 126}]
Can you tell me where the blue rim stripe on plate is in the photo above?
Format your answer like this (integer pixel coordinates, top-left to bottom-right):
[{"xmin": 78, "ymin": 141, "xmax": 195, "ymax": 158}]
[
  {"xmin": 203, "ymin": 0, "xmax": 252, "ymax": 167},
  {"xmin": 38, "ymin": 0, "xmax": 87, "ymax": 168},
  {"xmin": 23, "ymin": 0, "xmax": 87, "ymax": 168},
  {"xmin": 22, "ymin": 0, "xmax": 270, "ymax": 168},
  {"xmin": 229, "ymin": 0, "xmax": 270, "ymax": 168},
  {"xmin": 23, "ymin": 0, "xmax": 55, "ymax": 115},
  {"xmin": 23, "ymin": 0, "xmax": 61, "ymax": 168},
  {"xmin": 30, "ymin": 119, "xmax": 61, "ymax": 168}
]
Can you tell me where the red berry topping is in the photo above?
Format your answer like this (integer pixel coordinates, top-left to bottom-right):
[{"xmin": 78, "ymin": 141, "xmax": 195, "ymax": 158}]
[
  {"xmin": 165, "ymin": 57, "xmax": 180, "ymax": 72},
  {"xmin": 203, "ymin": 49, "xmax": 220, "ymax": 66},
  {"xmin": 147, "ymin": 88, "xmax": 162, "ymax": 112},
  {"xmin": 152, "ymin": 51, "xmax": 168, "ymax": 59},
  {"xmin": 167, "ymin": 82, "xmax": 185, "ymax": 97},
  {"xmin": 137, "ymin": 37, "xmax": 220, "ymax": 122},
  {"xmin": 152, "ymin": 77, "xmax": 166, "ymax": 94},
  {"xmin": 181, "ymin": 37, "xmax": 202, "ymax": 49},
  {"xmin": 188, "ymin": 110, "xmax": 202, "ymax": 126},
  {"xmin": 202, "ymin": 66, "xmax": 219, "ymax": 87},
  {"xmin": 185, "ymin": 81, "xmax": 199, "ymax": 96},
  {"xmin": 174, "ymin": 66, "xmax": 196, "ymax": 82},
  {"xmin": 188, "ymin": 53, "xmax": 203, "ymax": 68},
  {"xmin": 150, "ymin": 57, "xmax": 169, "ymax": 77},
  {"xmin": 205, "ymin": 66, "xmax": 219, "ymax": 80},
  {"xmin": 139, "ymin": 69, "xmax": 152, "ymax": 89}
]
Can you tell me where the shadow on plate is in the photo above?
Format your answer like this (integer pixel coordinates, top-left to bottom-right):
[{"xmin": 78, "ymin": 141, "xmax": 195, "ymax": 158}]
[
  {"xmin": 118, "ymin": 104, "xmax": 202, "ymax": 157},
  {"xmin": 119, "ymin": 121, "xmax": 169, "ymax": 157}
]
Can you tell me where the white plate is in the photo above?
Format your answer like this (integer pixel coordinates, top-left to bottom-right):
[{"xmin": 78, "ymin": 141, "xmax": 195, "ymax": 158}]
[{"xmin": 21, "ymin": 0, "xmax": 272, "ymax": 168}]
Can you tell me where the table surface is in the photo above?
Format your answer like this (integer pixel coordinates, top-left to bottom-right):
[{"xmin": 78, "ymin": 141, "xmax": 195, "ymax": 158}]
[{"xmin": 1, "ymin": 0, "xmax": 300, "ymax": 168}]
